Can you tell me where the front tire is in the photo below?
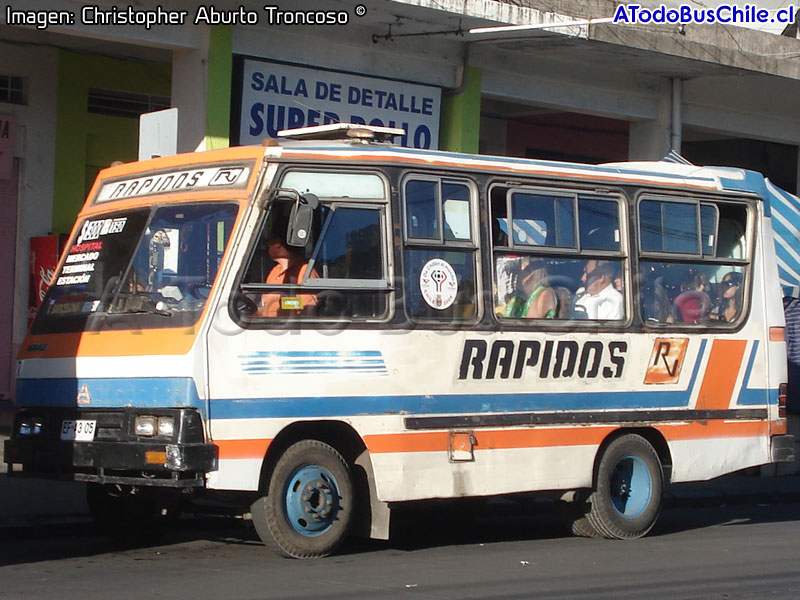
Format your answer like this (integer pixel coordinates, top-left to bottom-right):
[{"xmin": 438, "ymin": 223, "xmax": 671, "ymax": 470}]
[
  {"xmin": 585, "ymin": 434, "xmax": 663, "ymax": 540},
  {"xmin": 251, "ymin": 440, "xmax": 353, "ymax": 559}
]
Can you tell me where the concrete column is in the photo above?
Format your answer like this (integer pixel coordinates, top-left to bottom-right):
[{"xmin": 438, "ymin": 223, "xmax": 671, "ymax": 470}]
[
  {"xmin": 627, "ymin": 80, "xmax": 672, "ymax": 160},
  {"xmin": 172, "ymin": 25, "xmax": 232, "ymax": 153},
  {"xmin": 439, "ymin": 66, "xmax": 482, "ymax": 154},
  {"xmin": 172, "ymin": 28, "xmax": 209, "ymax": 154},
  {"xmin": 671, "ymin": 78, "xmax": 682, "ymax": 154}
]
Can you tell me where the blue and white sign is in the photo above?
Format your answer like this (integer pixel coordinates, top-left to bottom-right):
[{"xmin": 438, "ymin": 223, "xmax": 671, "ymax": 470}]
[{"xmin": 238, "ymin": 58, "xmax": 441, "ymax": 149}]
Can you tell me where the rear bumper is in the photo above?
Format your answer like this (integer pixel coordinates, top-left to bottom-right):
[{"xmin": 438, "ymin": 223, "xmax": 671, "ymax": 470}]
[{"xmin": 771, "ymin": 434, "xmax": 795, "ymax": 463}]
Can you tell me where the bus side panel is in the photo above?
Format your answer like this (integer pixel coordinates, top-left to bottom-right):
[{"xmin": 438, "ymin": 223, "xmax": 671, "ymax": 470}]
[
  {"xmin": 665, "ymin": 436, "xmax": 769, "ymax": 482},
  {"xmin": 205, "ymin": 323, "xmax": 776, "ymax": 496}
]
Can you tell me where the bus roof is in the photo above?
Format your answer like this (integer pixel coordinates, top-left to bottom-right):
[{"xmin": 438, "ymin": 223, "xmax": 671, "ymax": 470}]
[
  {"xmin": 268, "ymin": 140, "xmax": 763, "ymax": 194},
  {"xmin": 89, "ymin": 137, "xmax": 800, "ymax": 296}
]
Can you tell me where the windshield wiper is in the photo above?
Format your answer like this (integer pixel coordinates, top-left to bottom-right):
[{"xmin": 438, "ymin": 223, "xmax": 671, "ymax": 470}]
[{"xmin": 109, "ymin": 307, "xmax": 173, "ymax": 317}]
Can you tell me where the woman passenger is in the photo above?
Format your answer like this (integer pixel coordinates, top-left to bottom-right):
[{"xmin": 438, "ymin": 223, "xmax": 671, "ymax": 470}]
[
  {"xmin": 713, "ymin": 271, "xmax": 743, "ymax": 322},
  {"xmin": 504, "ymin": 258, "xmax": 557, "ymax": 319}
]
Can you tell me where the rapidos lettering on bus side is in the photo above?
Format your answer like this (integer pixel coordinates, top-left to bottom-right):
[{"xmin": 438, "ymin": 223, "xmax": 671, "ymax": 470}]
[{"xmin": 458, "ymin": 339, "xmax": 627, "ymax": 380}]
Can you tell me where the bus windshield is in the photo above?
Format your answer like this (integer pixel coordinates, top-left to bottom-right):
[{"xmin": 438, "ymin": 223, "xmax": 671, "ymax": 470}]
[{"xmin": 32, "ymin": 202, "xmax": 239, "ymax": 334}]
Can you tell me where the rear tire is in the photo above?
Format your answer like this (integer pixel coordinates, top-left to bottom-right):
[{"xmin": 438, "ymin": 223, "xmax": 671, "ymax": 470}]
[
  {"xmin": 251, "ymin": 440, "xmax": 353, "ymax": 559},
  {"xmin": 585, "ymin": 434, "xmax": 663, "ymax": 540},
  {"xmin": 562, "ymin": 492, "xmax": 603, "ymax": 538}
]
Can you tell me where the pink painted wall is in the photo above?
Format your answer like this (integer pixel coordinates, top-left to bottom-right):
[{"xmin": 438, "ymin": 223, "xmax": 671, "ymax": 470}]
[{"xmin": 505, "ymin": 112, "xmax": 630, "ymax": 164}]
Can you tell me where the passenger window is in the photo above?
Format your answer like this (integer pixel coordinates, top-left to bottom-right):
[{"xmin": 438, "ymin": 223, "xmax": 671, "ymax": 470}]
[
  {"xmin": 406, "ymin": 180, "xmax": 438, "ymax": 240},
  {"xmin": 492, "ymin": 186, "xmax": 626, "ymax": 322},
  {"xmin": 700, "ymin": 204, "xmax": 717, "ymax": 256},
  {"xmin": 403, "ymin": 176, "xmax": 478, "ymax": 322},
  {"xmin": 640, "ymin": 262, "xmax": 745, "ymax": 325},
  {"xmin": 579, "ymin": 197, "xmax": 620, "ymax": 251},
  {"xmin": 495, "ymin": 255, "xmax": 624, "ymax": 321},
  {"xmin": 510, "ymin": 192, "xmax": 575, "ymax": 248},
  {"xmin": 443, "ymin": 183, "xmax": 471, "ymax": 241},
  {"xmin": 640, "ymin": 200, "xmax": 698, "ymax": 254},
  {"xmin": 717, "ymin": 204, "xmax": 748, "ymax": 259},
  {"xmin": 405, "ymin": 249, "xmax": 478, "ymax": 320},
  {"xmin": 639, "ymin": 198, "xmax": 749, "ymax": 327}
]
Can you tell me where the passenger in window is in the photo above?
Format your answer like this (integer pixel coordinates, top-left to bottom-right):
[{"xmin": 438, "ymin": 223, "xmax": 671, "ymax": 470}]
[
  {"xmin": 574, "ymin": 260, "xmax": 624, "ymax": 320},
  {"xmin": 495, "ymin": 256, "xmax": 521, "ymax": 315},
  {"xmin": 712, "ymin": 271, "xmax": 742, "ymax": 322},
  {"xmin": 504, "ymin": 258, "xmax": 558, "ymax": 319},
  {"xmin": 613, "ymin": 273, "xmax": 624, "ymax": 293},
  {"xmin": 258, "ymin": 234, "xmax": 318, "ymax": 317},
  {"xmin": 552, "ymin": 286, "xmax": 573, "ymax": 319},
  {"xmin": 671, "ymin": 269, "xmax": 713, "ymax": 324}
]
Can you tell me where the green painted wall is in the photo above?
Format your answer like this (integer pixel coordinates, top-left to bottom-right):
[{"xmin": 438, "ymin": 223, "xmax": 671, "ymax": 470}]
[
  {"xmin": 205, "ymin": 25, "xmax": 233, "ymax": 151},
  {"xmin": 439, "ymin": 66, "xmax": 482, "ymax": 154},
  {"xmin": 52, "ymin": 51, "xmax": 171, "ymax": 234}
]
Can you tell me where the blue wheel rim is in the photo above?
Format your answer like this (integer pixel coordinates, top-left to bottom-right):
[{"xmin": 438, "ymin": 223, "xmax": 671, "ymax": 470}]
[
  {"xmin": 284, "ymin": 465, "xmax": 340, "ymax": 537},
  {"xmin": 610, "ymin": 455, "xmax": 652, "ymax": 518}
]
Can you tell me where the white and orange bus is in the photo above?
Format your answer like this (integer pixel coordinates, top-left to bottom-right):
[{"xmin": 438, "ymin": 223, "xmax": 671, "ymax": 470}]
[{"xmin": 5, "ymin": 124, "xmax": 795, "ymax": 558}]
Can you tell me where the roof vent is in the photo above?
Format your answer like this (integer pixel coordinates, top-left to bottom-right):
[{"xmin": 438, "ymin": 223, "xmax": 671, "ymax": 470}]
[{"xmin": 277, "ymin": 123, "xmax": 406, "ymax": 143}]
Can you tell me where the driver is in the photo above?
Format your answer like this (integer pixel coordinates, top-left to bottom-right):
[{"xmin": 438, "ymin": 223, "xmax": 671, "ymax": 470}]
[{"xmin": 258, "ymin": 233, "xmax": 318, "ymax": 317}]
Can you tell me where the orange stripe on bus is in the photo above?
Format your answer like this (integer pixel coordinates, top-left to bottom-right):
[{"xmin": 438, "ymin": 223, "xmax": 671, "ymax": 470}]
[
  {"xmin": 694, "ymin": 339, "xmax": 748, "ymax": 410},
  {"xmin": 364, "ymin": 432, "xmax": 450, "ymax": 454},
  {"xmin": 19, "ymin": 328, "xmax": 199, "ymax": 359},
  {"xmin": 215, "ymin": 438, "xmax": 272, "ymax": 460},
  {"xmin": 659, "ymin": 420, "xmax": 767, "ymax": 440},
  {"xmin": 364, "ymin": 420, "xmax": 766, "ymax": 454},
  {"xmin": 211, "ymin": 420, "xmax": 767, "ymax": 460}
]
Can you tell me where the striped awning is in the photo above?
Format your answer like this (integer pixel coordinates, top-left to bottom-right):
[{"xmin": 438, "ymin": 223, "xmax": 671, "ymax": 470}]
[{"xmin": 766, "ymin": 179, "xmax": 800, "ymax": 298}]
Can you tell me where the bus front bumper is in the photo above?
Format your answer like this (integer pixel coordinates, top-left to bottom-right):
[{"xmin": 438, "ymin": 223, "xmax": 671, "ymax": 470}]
[
  {"xmin": 4, "ymin": 407, "xmax": 217, "ymax": 488},
  {"xmin": 4, "ymin": 438, "xmax": 217, "ymax": 487}
]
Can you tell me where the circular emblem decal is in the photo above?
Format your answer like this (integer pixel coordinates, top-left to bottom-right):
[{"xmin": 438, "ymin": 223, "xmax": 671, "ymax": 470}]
[{"xmin": 419, "ymin": 258, "xmax": 458, "ymax": 310}]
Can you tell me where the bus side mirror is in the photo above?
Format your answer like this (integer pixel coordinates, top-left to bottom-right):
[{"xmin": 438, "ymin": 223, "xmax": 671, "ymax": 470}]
[{"xmin": 287, "ymin": 193, "xmax": 319, "ymax": 247}]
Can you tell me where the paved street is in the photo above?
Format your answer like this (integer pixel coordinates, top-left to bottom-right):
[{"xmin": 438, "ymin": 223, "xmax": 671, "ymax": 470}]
[
  {"xmin": 4, "ymin": 402, "xmax": 800, "ymax": 599},
  {"xmin": 2, "ymin": 482, "xmax": 800, "ymax": 600}
]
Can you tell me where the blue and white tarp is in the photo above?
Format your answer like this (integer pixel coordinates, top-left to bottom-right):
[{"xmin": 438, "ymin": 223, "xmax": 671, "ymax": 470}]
[{"xmin": 765, "ymin": 179, "xmax": 800, "ymax": 298}]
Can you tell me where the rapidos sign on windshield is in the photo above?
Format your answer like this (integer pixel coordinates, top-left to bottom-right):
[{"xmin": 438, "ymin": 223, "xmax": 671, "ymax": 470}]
[{"xmin": 237, "ymin": 57, "xmax": 441, "ymax": 149}]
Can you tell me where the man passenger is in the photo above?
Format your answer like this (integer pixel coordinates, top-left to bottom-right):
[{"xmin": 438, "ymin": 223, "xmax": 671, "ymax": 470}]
[{"xmin": 574, "ymin": 259, "xmax": 624, "ymax": 320}]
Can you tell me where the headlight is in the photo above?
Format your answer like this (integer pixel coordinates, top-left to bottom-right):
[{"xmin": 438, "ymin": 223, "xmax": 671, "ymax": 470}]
[
  {"xmin": 135, "ymin": 415, "xmax": 175, "ymax": 437},
  {"xmin": 134, "ymin": 416, "xmax": 157, "ymax": 436},
  {"xmin": 18, "ymin": 419, "xmax": 42, "ymax": 436},
  {"xmin": 157, "ymin": 416, "xmax": 175, "ymax": 437}
]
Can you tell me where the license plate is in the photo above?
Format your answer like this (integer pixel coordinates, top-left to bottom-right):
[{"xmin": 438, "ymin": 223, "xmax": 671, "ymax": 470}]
[{"xmin": 60, "ymin": 419, "xmax": 97, "ymax": 442}]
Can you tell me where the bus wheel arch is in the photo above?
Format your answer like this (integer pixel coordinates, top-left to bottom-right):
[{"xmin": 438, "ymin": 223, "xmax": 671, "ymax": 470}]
[
  {"xmin": 251, "ymin": 420, "xmax": 389, "ymax": 558},
  {"xmin": 585, "ymin": 429, "xmax": 667, "ymax": 540}
]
